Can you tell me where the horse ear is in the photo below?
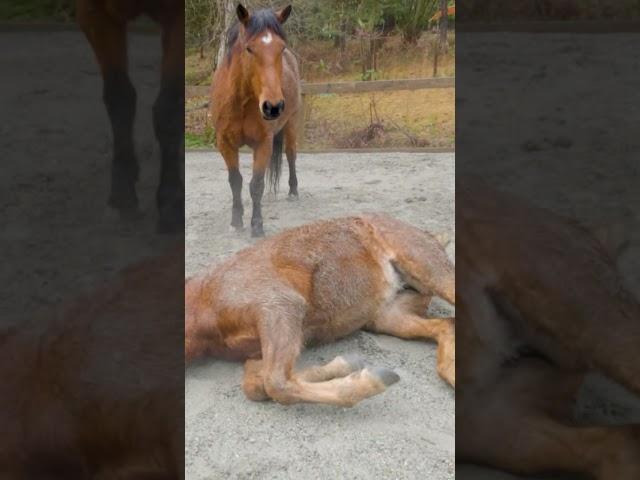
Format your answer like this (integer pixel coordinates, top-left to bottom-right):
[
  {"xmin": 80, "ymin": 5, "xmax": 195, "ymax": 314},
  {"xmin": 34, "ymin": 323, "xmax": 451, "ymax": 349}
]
[
  {"xmin": 236, "ymin": 3, "xmax": 250, "ymax": 26},
  {"xmin": 276, "ymin": 5, "xmax": 292, "ymax": 24}
]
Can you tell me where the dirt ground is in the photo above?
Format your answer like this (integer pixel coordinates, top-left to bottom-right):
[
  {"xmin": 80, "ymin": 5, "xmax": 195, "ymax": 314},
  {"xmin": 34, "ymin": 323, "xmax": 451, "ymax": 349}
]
[{"xmin": 185, "ymin": 151, "xmax": 455, "ymax": 479}]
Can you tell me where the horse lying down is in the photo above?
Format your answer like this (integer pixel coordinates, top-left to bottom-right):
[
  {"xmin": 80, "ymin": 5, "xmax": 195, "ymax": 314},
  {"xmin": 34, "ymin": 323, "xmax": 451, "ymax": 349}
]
[{"xmin": 185, "ymin": 214, "xmax": 455, "ymax": 406}]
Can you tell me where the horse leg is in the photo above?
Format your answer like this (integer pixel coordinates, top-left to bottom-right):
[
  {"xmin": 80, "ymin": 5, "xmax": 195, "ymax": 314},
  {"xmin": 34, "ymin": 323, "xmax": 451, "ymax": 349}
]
[
  {"xmin": 457, "ymin": 359, "xmax": 640, "ymax": 479},
  {"xmin": 153, "ymin": 14, "xmax": 184, "ymax": 233},
  {"xmin": 218, "ymin": 141, "xmax": 243, "ymax": 231},
  {"xmin": 255, "ymin": 305, "xmax": 399, "ymax": 406},
  {"xmin": 283, "ymin": 121, "xmax": 298, "ymax": 199},
  {"xmin": 77, "ymin": 7, "xmax": 138, "ymax": 213},
  {"xmin": 249, "ymin": 141, "xmax": 271, "ymax": 237},
  {"xmin": 243, "ymin": 354, "xmax": 366, "ymax": 401},
  {"xmin": 365, "ymin": 291, "xmax": 455, "ymax": 386}
]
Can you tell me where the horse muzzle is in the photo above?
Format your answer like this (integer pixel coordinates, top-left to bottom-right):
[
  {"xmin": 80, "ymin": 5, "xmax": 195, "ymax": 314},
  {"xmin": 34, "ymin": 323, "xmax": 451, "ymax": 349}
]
[{"xmin": 261, "ymin": 100, "xmax": 285, "ymax": 120}]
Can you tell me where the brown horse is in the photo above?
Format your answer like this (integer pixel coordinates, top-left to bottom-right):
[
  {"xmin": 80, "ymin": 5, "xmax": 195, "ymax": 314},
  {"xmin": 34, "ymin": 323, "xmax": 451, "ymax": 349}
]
[
  {"xmin": 185, "ymin": 215, "xmax": 455, "ymax": 406},
  {"xmin": 211, "ymin": 4, "xmax": 302, "ymax": 237},
  {"xmin": 76, "ymin": 0, "xmax": 184, "ymax": 233}
]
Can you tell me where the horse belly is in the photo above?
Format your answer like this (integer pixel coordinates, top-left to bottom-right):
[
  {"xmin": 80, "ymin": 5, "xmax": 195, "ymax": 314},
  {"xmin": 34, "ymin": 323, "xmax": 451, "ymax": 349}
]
[{"xmin": 304, "ymin": 278, "xmax": 394, "ymax": 344}]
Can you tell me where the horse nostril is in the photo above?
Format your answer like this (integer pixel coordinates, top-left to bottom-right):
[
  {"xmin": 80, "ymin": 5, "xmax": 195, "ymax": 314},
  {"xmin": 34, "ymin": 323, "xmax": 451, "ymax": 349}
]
[{"xmin": 262, "ymin": 100, "xmax": 284, "ymax": 119}]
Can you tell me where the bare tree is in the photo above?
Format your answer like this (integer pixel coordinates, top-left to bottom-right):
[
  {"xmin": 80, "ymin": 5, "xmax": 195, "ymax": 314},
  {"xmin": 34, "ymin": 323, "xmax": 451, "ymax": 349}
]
[
  {"xmin": 215, "ymin": 0, "xmax": 236, "ymax": 70},
  {"xmin": 438, "ymin": 0, "xmax": 448, "ymax": 53}
]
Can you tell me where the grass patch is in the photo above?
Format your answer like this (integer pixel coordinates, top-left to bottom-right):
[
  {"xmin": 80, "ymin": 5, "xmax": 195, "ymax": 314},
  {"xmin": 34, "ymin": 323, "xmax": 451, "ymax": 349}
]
[
  {"xmin": 303, "ymin": 89, "xmax": 454, "ymax": 149},
  {"xmin": 185, "ymin": 131, "xmax": 215, "ymax": 149}
]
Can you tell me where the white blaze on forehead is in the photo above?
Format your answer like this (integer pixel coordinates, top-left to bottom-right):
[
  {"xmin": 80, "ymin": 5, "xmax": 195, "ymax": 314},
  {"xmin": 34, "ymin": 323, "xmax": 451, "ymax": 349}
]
[{"xmin": 261, "ymin": 32, "xmax": 273, "ymax": 44}]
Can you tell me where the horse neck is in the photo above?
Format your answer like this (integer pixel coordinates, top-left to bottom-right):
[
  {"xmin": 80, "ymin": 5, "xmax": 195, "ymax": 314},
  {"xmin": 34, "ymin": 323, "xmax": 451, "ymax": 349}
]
[{"xmin": 226, "ymin": 50, "xmax": 256, "ymax": 104}]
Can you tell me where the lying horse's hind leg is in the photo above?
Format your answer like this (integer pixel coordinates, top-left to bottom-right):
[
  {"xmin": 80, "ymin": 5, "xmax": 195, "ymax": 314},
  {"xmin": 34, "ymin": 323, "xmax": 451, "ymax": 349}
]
[
  {"xmin": 153, "ymin": 14, "xmax": 185, "ymax": 233},
  {"xmin": 458, "ymin": 359, "xmax": 640, "ymax": 479},
  {"xmin": 254, "ymin": 301, "xmax": 399, "ymax": 406},
  {"xmin": 366, "ymin": 291, "xmax": 455, "ymax": 387},
  {"xmin": 78, "ymin": 9, "xmax": 138, "ymax": 213},
  {"xmin": 283, "ymin": 121, "xmax": 298, "ymax": 199}
]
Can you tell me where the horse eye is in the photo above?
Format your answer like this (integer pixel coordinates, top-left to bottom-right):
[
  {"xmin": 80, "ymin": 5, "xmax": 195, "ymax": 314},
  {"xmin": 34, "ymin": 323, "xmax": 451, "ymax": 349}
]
[{"xmin": 246, "ymin": 46, "xmax": 253, "ymax": 54}]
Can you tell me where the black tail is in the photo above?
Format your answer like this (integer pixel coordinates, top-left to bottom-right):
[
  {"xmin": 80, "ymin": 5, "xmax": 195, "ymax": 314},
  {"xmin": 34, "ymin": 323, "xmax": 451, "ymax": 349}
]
[{"xmin": 268, "ymin": 129, "xmax": 284, "ymax": 194}]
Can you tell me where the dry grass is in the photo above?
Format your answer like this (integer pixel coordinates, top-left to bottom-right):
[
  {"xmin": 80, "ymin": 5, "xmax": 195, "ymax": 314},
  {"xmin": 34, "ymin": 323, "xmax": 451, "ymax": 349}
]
[{"xmin": 303, "ymin": 89, "xmax": 454, "ymax": 149}]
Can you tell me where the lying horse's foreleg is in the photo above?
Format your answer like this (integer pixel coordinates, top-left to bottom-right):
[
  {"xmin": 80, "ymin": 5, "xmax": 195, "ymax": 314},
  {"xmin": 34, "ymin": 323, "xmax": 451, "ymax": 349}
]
[
  {"xmin": 283, "ymin": 121, "xmax": 298, "ymax": 199},
  {"xmin": 242, "ymin": 359, "xmax": 269, "ymax": 401},
  {"xmin": 457, "ymin": 359, "xmax": 640, "ymax": 479},
  {"xmin": 249, "ymin": 141, "xmax": 272, "ymax": 237},
  {"xmin": 153, "ymin": 14, "xmax": 185, "ymax": 233},
  {"xmin": 243, "ymin": 354, "xmax": 366, "ymax": 401},
  {"xmin": 255, "ymin": 302, "xmax": 399, "ymax": 406},
  {"xmin": 366, "ymin": 291, "xmax": 455, "ymax": 387},
  {"xmin": 296, "ymin": 354, "xmax": 366, "ymax": 382},
  {"xmin": 77, "ymin": 7, "xmax": 138, "ymax": 212}
]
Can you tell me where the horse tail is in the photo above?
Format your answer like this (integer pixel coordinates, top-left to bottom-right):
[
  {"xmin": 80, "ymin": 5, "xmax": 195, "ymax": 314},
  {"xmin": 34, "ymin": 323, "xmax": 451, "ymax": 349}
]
[{"xmin": 268, "ymin": 129, "xmax": 284, "ymax": 194}]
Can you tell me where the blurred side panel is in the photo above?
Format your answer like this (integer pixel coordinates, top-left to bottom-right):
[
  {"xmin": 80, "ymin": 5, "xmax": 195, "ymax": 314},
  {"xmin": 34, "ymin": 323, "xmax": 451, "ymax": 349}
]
[
  {"xmin": 456, "ymin": 2, "xmax": 640, "ymax": 479},
  {"xmin": 0, "ymin": 2, "xmax": 185, "ymax": 477}
]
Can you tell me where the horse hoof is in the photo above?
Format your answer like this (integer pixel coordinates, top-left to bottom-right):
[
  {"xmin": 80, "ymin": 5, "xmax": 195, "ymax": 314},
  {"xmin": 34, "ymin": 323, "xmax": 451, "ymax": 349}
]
[
  {"xmin": 287, "ymin": 192, "xmax": 299, "ymax": 201},
  {"xmin": 108, "ymin": 191, "xmax": 138, "ymax": 211},
  {"xmin": 156, "ymin": 216, "xmax": 183, "ymax": 234},
  {"xmin": 229, "ymin": 224, "xmax": 245, "ymax": 233},
  {"xmin": 112, "ymin": 205, "xmax": 142, "ymax": 222},
  {"xmin": 231, "ymin": 219, "xmax": 244, "ymax": 230},
  {"xmin": 251, "ymin": 226, "xmax": 265, "ymax": 238},
  {"xmin": 156, "ymin": 207, "xmax": 184, "ymax": 234},
  {"xmin": 369, "ymin": 367, "xmax": 400, "ymax": 387}
]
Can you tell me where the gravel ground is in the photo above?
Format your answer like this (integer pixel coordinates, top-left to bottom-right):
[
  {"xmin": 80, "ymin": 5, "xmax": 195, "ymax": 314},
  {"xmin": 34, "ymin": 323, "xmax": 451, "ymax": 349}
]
[{"xmin": 185, "ymin": 151, "xmax": 455, "ymax": 480}]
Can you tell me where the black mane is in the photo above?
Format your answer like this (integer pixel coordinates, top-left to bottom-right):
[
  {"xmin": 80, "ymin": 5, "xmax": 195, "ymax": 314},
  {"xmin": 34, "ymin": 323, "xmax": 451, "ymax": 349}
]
[{"xmin": 225, "ymin": 9, "xmax": 287, "ymax": 61}]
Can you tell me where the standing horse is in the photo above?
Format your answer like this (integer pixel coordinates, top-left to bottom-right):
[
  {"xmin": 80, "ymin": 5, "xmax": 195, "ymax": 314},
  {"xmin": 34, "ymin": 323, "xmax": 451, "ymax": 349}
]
[
  {"xmin": 211, "ymin": 4, "xmax": 302, "ymax": 237},
  {"xmin": 76, "ymin": 0, "xmax": 184, "ymax": 233}
]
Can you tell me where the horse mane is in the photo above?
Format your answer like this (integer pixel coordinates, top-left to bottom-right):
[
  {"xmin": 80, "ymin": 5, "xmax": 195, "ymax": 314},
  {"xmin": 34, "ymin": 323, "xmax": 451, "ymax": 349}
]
[{"xmin": 225, "ymin": 9, "xmax": 288, "ymax": 63}]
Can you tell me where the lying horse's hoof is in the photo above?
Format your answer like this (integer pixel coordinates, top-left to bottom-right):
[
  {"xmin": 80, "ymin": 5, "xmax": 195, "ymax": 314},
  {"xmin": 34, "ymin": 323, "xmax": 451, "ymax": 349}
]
[{"xmin": 369, "ymin": 367, "xmax": 400, "ymax": 387}]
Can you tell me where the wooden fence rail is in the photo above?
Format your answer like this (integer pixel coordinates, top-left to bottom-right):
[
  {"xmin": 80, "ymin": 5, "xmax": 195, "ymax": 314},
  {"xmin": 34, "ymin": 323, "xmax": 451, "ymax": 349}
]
[
  {"xmin": 185, "ymin": 76, "xmax": 454, "ymax": 101},
  {"xmin": 185, "ymin": 76, "xmax": 455, "ymax": 152}
]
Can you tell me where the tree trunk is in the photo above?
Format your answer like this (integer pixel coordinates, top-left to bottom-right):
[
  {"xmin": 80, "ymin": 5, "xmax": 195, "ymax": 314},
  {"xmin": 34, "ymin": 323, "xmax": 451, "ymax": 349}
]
[
  {"xmin": 438, "ymin": 0, "xmax": 448, "ymax": 53},
  {"xmin": 215, "ymin": 0, "xmax": 235, "ymax": 69}
]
